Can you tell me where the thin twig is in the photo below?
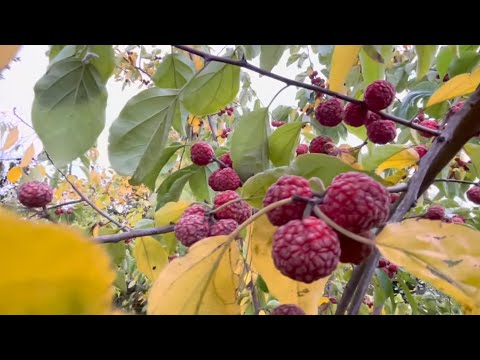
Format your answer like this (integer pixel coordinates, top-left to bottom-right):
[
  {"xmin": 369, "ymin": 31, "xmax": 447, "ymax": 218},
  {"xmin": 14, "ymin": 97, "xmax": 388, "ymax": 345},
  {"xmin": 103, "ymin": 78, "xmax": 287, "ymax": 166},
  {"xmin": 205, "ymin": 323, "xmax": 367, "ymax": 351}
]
[
  {"xmin": 434, "ymin": 178, "xmax": 479, "ymax": 186},
  {"xmin": 207, "ymin": 115, "xmax": 218, "ymax": 144},
  {"xmin": 267, "ymin": 84, "xmax": 290, "ymax": 109},
  {"xmin": 94, "ymin": 225, "xmax": 175, "ymax": 243},
  {"xmin": 47, "ymin": 199, "xmax": 84, "ymax": 209},
  {"xmin": 12, "ymin": 107, "xmax": 34, "ymax": 130}
]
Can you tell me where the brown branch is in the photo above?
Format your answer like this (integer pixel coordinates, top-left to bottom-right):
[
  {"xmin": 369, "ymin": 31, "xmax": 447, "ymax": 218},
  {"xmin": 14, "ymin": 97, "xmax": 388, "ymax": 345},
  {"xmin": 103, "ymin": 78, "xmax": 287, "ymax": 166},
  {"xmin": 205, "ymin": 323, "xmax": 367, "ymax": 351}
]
[
  {"xmin": 94, "ymin": 225, "xmax": 175, "ymax": 243},
  {"xmin": 434, "ymin": 178, "xmax": 479, "ymax": 186},
  {"xmin": 387, "ymin": 183, "xmax": 408, "ymax": 193},
  {"xmin": 12, "ymin": 107, "xmax": 34, "ymax": 130},
  {"xmin": 47, "ymin": 199, "xmax": 84, "ymax": 209},
  {"xmin": 173, "ymin": 45, "xmax": 441, "ymax": 137},
  {"xmin": 335, "ymin": 263, "xmax": 366, "ymax": 315}
]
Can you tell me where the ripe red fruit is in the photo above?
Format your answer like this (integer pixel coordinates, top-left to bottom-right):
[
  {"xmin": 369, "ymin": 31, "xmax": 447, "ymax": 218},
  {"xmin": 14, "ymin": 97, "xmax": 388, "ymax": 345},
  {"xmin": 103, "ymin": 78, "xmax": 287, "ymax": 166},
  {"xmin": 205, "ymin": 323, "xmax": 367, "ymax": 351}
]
[
  {"xmin": 366, "ymin": 120, "xmax": 396, "ymax": 144},
  {"xmin": 322, "ymin": 142, "xmax": 340, "ymax": 156},
  {"xmin": 364, "ymin": 112, "xmax": 382, "ymax": 127},
  {"xmin": 390, "ymin": 192, "xmax": 400, "ymax": 204},
  {"xmin": 466, "ymin": 186, "xmax": 480, "ymax": 204},
  {"xmin": 296, "ymin": 144, "xmax": 308, "ymax": 156},
  {"xmin": 213, "ymin": 191, "xmax": 251, "ymax": 224},
  {"xmin": 174, "ymin": 215, "xmax": 210, "ymax": 247},
  {"xmin": 272, "ymin": 120, "xmax": 286, "ymax": 127},
  {"xmin": 271, "ymin": 304, "xmax": 306, "ymax": 315},
  {"xmin": 219, "ymin": 153, "xmax": 233, "ymax": 168},
  {"xmin": 378, "ymin": 258, "xmax": 388, "ymax": 268},
  {"xmin": 343, "ymin": 102, "xmax": 368, "ymax": 127},
  {"xmin": 17, "ymin": 181, "xmax": 53, "ymax": 208},
  {"xmin": 364, "ymin": 80, "xmax": 396, "ymax": 111},
  {"xmin": 190, "ymin": 142, "xmax": 214, "ymax": 166},
  {"xmin": 263, "ymin": 175, "xmax": 313, "ymax": 226},
  {"xmin": 337, "ymin": 231, "xmax": 374, "ymax": 265},
  {"xmin": 208, "ymin": 219, "xmax": 238, "ymax": 236},
  {"xmin": 314, "ymin": 99, "xmax": 343, "ymax": 127},
  {"xmin": 309, "ymin": 135, "xmax": 334, "ymax": 154},
  {"xmin": 418, "ymin": 119, "xmax": 439, "ymax": 138},
  {"xmin": 321, "ymin": 172, "xmax": 390, "ymax": 233},
  {"xmin": 329, "ymin": 297, "xmax": 338, "ymax": 304},
  {"xmin": 451, "ymin": 216, "xmax": 465, "ymax": 224},
  {"xmin": 183, "ymin": 205, "xmax": 207, "ymax": 217},
  {"xmin": 447, "ymin": 101, "xmax": 465, "ymax": 119},
  {"xmin": 54, "ymin": 208, "xmax": 63, "ymax": 215},
  {"xmin": 387, "ymin": 263, "xmax": 398, "ymax": 273},
  {"xmin": 415, "ymin": 145, "xmax": 428, "ymax": 159},
  {"xmin": 208, "ymin": 167, "xmax": 242, "ymax": 191},
  {"xmin": 425, "ymin": 205, "xmax": 445, "ymax": 220},
  {"xmin": 66, "ymin": 208, "xmax": 73, "ymax": 215},
  {"xmin": 272, "ymin": 217, "xmax": 340, "ymax": 283}
]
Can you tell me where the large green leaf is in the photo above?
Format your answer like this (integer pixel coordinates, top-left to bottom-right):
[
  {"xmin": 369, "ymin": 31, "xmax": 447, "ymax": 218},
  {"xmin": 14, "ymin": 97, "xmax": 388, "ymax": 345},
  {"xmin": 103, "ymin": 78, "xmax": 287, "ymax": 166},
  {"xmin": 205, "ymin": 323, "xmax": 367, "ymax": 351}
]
[
  {"xmin": 48, "ymin": 45, "xmax": 76, "ymax": 66},
  {"xmin": 359, "ymin": 46, "xmax": 392, "ymax": 86},
  {"xmin": 189, "ymin": 166, "xmax": 212, "ymax": 203},
  {"xmin": 88, "ymin": 45, "xmax": 115, "ymax": 82},
  {"xmin": 109, "ymin": 88, "xmax": 183, "ymax": 181},
  {"xmin": 436, "ymin": 46, "xmax": 455, "ymax": 79},
  {"xmin": 152, "ymin": 53, "xmax": 195, "ymax": 89},
  {"xmin": 180, "ymin": 61, "xmax": 240, "ymax": 116},
  {"xmin": 241, "ymin": 167, "xmax": 290, "ymax": 207},
  {"xmin": 231, "ymin": 108, "xmax": 270, "ymax": 182},
  {"xmin": 260, "ymin": 46, "xmax": 287, "ymax": 72},
  {"xmin": 359, "ymin": 144, "xmax": 407, "ymax": 171},
  {"xmin": 268, "ymin": 122, "xmax": 303, "ymax": 166},
  {"xmin": 464, "ymin": 143, "xmax": 480, "ymax": 178},
  {"xmin": 415, "ymin": 45, "xmax": 438, "ymax": 80},
  {"xmin": 156, "ymin": 165, "xmax": 199, "ymax": 209},
  {"xmin": 448, "ymin": 51, "xmax": 480, "ymax": 78},
  {"xmin": 242, "ymin": 45, "xmax": 261, "ymax": 60},
  {"xmin": 32, "ymin": 58, "xmax": 107, "ymax": 166}
]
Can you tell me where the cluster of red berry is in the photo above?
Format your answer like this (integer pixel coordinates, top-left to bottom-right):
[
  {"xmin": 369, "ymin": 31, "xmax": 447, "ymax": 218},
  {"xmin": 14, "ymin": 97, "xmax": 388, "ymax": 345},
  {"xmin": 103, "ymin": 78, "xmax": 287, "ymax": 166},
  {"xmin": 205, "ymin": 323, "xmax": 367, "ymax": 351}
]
[
  {"xmin": 295, "ymin": 135, "xmax": 340, "ymax": 157},
  {"xmin": 217, "ymin": 106, "xmax": 235, "ymax": 116},
  {"xmin": 54, "ymin": 208, "xmax": 73, "ymax": 215},
  {"xmin": 377, "ymin": 257, "xmax": 399, "ymax": 279}
]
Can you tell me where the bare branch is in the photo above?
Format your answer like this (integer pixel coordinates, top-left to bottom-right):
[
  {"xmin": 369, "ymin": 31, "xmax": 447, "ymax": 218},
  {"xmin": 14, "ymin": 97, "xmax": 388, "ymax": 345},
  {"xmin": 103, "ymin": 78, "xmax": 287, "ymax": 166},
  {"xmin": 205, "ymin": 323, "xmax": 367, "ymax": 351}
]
[{"xmin": 94, "ymin": 225, "xmax": 175, "ymax": 243}]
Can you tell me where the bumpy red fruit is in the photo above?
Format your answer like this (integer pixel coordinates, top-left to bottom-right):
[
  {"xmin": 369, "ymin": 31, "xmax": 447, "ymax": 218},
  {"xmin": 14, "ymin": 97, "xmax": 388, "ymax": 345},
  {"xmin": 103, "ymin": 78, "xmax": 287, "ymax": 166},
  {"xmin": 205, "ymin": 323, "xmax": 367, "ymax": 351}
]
[
  {"xmin": 321, "ymin": 172, "xmax": 390, "ymax": 233},
  {"xmin": 322, "ymin": 142, "xmax": 340, "ymax": 156},
  {"xmin": 54, "ymin": 208, "xmax": 63, "ymax": 215},
  {"xmin": 367, "ymin": 120, "xmax": 396, "ymax": 144},
  {"xmin": 388, "ymin": 263, "xmax": 398, "ymax": 273},
  {"xmin": 17, "ymin": 181, "xmax": 53, "ymax": 208},
  {"xmin": 272, "ymin": 217, "xmax": 340, "ymax": 283},
  {"xmin": 418, "ymin": 119, "xmax": 439, "ymax": 138},
  {"xmin": 425, "ymin": 205, "xmax": 445, "ymax": 220},
  {"xmin": 364, "ymin": 80, "xmax": 396, "ymax": 111},
  {"xmin": 174, "ymin": 215, "xmax": 210, "ymax": 247},
  {"xmin": 415, "ymin": 145, "xmax": 428, "ymax": 159},
  {"xmin": 183, "ymin": 205, "xmax": 207, "ymax": 217},
  {"xmin": 309, "ymin": 135, "xmax": 333, "ymax": 154},
  {"xmin": 271, "ymin": 304, "xmax": 305, "ymax": 315},
  {"xmin": 467, "ymin": 186, "xmax": 480, "ymax": 204},
  {"xmin": 315, "ymin": 99, "xmax": 343, "ymax": 127},
  {"xmin": 190, "ymin": 142, "xmax": 214, "ymax": 166},
  {"xmin": 296, "ymin": 144, "xmax": 308, "ymax": 156},
  {"xmin": 208, "ymin": 167, "xmax": 242, "ymax": 191},
  {"xmin": 364, "ymin": 112, "xmax": 382, "ymax": 127},
  {"xmin": 451, "ymin": 216, "xmax": 465, "ymax": 224},
  {"xmin": 219, "ymin": 153, "xmax": 233, "ymax": 168},
  {"xmin": 343, "ymin": 102, "xmax": 368, "ymax": 127},
  {"xmin": 208, "ymin": 219, "xmax": 238, "ymax": 236},
  {"xmin": 337, "ymin": 231, "xmax": 374, "ymax": 265},
  {"xmin": 213, "ymin": 191, "xmax": 251, "ymax": 224},
  {"xmin": 390, "ymin": 192, "xmax": 400, "ymax": 204},
  {"xmin": 263, "ymin": 175, "xmax": 313, "ymax": 226},
  {"xmin": 378, "ymin": 258, "xmax": 388, "ymax": 268}
]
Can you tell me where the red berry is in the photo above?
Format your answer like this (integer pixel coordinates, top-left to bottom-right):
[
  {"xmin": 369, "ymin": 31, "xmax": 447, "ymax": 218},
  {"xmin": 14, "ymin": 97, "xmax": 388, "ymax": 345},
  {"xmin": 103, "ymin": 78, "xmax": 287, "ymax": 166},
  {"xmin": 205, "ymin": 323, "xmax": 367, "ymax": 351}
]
[
  {"xmin": 337, "ymin": 231, "xmax": 374, "ymax": 265},
  {"xmin": 387, "ymin": 263, "xmax": 398, "ymax": 273},
  {"xmin": 208, "ymin": 219, "xmax": 238, "ymax": 236},
  {"xmin": 272, "ymin": 120, "xmax": 286, "ymax": 127},
  {"xmin": 321, "ymin": 172, "xmax": 390, "ymax": 233},
  {"xmin": 322, "ymin": 142, "xmax": 340, "ymax": 156},
  {"xmin": 451, "ymin": 216, "xmax": 465, "ymax": 224},
  {"xmin": 263, "ymin": 175, "xmax": 313, "ymax": 226},
  {"xmin": 364, "ymin": 80, "xmax": 396, "ymax": 111},
  {"xmin": 343, "ymin": 102, "xmax": 368, "ymax": 127},
  {"xmin": 418, "ymin": 120, "xmax": 439, "ymax": 138},
  {"xmin": 378, "ymin": 258, "xmax": 388, "ymax": 268},
  {"xmin": 66, "ymin": 208, "xmax": 73, "ymax": 215},
  {"xmin": 466, "ymin": 186, "xmax": 480, "ymax": 204},
  {"xmin": 271, "ymin": 304, "xmax": 305, "ymax": 315},
  {"xmin": 311, "ymin": 70, "xmax": 318, "ymax": 77},
  {"xmin": 54, "ymin": 208, "xmax": 63, "ymax": 215},
  {"xmin": 213, "ymin": 191, "xmax": 251, "ymax": 224},
  {"xmin": 425, "ymin": 205, "xmax": 445, "ymax": 220},
  {"xmin": 364, "ymin": 112, "xmax": 382, "ymax": 127},
  {"xmin": 219, "ymin": 153, "xmax": 233, "ymax": 168},
  {"xmin": 309, "ymin": 135, "xmax": 333, "ymax": 154},
  {"xmin": 367, "ymin": 120, "xmax": 396, "ymax": 144},
  {"xmin": 272, "ymin": 217, "xmax": 340, "ymax": 283},
  {"xmin": 390, "ymin": 193, "xmax": 400, "ymax": 204},
  {"xmin": 315, "ymin": 99, "xmax": 343, "ymax": 127},
  {"xmin": 208, "ymin": 168, "xmax": 242, "ymax": 191},
  {"xmin": 447, "ymin": 101, "xmax": 465, "ymax": 120},
  {"xmin": 183, "ymin": 205, "xmax": 207, "ymax": 217},
  {"xmin": 190, "ymin": 142, "xmax": 214, "ymax": 166},
  {"xmin": 329, "ymin": 297, "xmax": 338, "ymax": 304},
  {"xmin": 415, "ymin": 145, "xmax": 428, "ymax": 159},
  {"xmin": 296, "ymin": 144, "xmax": 309, "ymax": 156},
  {"xmin": 17, "ymin": 181, "xmax": 53, "ymax": 208},
  {"xmin": 174, "ymin": 215, "xmax": 210, "ymax": 247}
]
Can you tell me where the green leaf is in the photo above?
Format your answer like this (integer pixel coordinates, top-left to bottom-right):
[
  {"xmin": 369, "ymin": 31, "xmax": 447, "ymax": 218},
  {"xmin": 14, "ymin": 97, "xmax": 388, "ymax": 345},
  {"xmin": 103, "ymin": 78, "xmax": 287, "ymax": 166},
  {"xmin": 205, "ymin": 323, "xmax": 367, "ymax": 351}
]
[
  {"xmin": 152, "ymin": 53, "xmax": 195, "ymax": 89},
  {"xmin": 374, "ymin": 269, "xmax": 394, "ymax": 306},
  {"xmin": 448, "ymin": 51, "xmax": 480, "ymax": 78},
  {"xmin": 88, "ymin": 45, "xmax": 115, "ymax": 82},
  {"xmin": 114, "ymin": 270, "xmax": 127, "ymax": 293},
  {"xmin": 103, "ymin": 242, "xmax": 126, "ymax": 267},
  {"xmin": 156, "ymin": 165, "xmax": 198, "ymax": 209},
  {"xmin": 362, "ymin": 45, "xmax": 384, "ymax": 63},
  {"xmin": 241, "ymin": 167, "xmax": 290, "ymax": 207},
  {"xmin": 32, "ymin": 59, "xmax": 107, "ymax": 167},
  {"xmin": 108, "ymin": 88, "xmax": 181, "ymax": 179},
  {"xmin": 415, "ymin": 45, "xmax": 438, "ymax": 80},
  {"xmin": 359, "ymin": 144, "xmax": 407, "ymax": 171},
  {"xmin": 287, "ymin": 53, "xmax": 301, "ymax": 66},
  {"xmin": 344, "ymin": 124, "xmax": 367, "ymax": 142},
  {"xmin": 268, "ymin": 122, "xmax": 302, "ymax": 166},
  {"xmin": 464, "ymin": 143, "xmax": 480, "ymax": 178},
  {"xmin": 189, "ymin": 166, "xmax": 212, "ymax": 203},
  {"xmin": 260, "ymin": 46, "xmax": 287, "ymax": 72},
  {"xmin": 231, "ymin": 108, "xmax": 270, "ymax": 182},
  {"xmin": 242, "ymin": 45, "xmax": 260, "ymax": 60},
  {"xmin": 436, "ymin": 46, "xmax": 455, "ymax": 79},
  {"xmin": 48, "ymin": 45, "xmax": 68, "ymax": 61},
  {"xmin": 272, "ymin": 105, "xmax": 293, "ymax": 121},
  {"xmin": 48, "ymin": 45, "xmax": 76, "ymax": 66},
  {"xmin": 181, "ymin": 61, "xmax": 240, "ymax": 116},
  {"xmin": 359, "ymin": 47, "xmax": 384, "ymax": 85}
]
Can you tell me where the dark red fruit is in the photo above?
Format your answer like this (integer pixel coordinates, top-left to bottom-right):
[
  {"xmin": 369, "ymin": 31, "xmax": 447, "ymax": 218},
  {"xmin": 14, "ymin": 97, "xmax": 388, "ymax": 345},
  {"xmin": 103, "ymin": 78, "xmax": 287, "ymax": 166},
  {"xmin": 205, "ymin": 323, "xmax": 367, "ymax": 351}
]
[
  {"xmin": 296, "ymin": 144, "xmax": 309, "ymax": 156},
  {"xmin": 322, "ymin": 142, "xmax": 340, "ymax": 156},
  {"xmin": 364, "ymin": 80, "xmax": 396, "ymax": 111},
  {"xmin": 390, "ymin": 192, "xmax": 400, "ymax": 204},
  {"xmin": 329, "ymin": 297, "xmax": 338, "ymax": 304},
  {"xmin": 343, "ymin": 102, "xmax": 368, "ymax": 127},
  {"xmin": 208, "ymin": 219, "xmax": 238, "ymax": 236},
  {"xmin": 315, "ymin": 99, "xmax": 343, "ymax": 127},
  {"xmin": 309, "ymin": 135, "xmax": 333, "ymax": 154},
  {"xmin": 219, "ymin": 153, "xmax": 233, "ymax": 168},
  {"xmin": 272, "ymin": 120, "xmax": 286, "ymax": 127},
  {"xmin": 17, "ymin": 181, "xmax": 53, "ymax": 208},
  {"xmin": 415, "ymin": 145, "xmax": 428, "ymax": 159},
  {"xmin": 366, "ymin": 120, "xmax": 396, "ymax": 144},
  {"xmin": 66, "ymin": 208, "xmax": 73, "ymax": 215},
  {"xmin": 190, "ymin": 142, "xmax": 214, "ymax": 166},
  {"xmin": 174, "ymin": 215, "xmax": 210, "ymax": 247},
  {"xmin": 54, "ymin": 208, "xmax": 63, "ymax": 215},
  {"xmin": 263, "ymin": 175, "xmax": 313, "ymax": 226},
  {"xmin": 271, "ymin": 304, "xmax": 305, "ymax": 315},
  {"xmin": 387, "ymin": 263, "xmax": 398, "ymax": 273},
  {"xmin": 466, "ymin": 186, "xmax": 480, "ymax": 204},
  {"xmin": 213, "ymin": 191, "xmax": 251, "ymax": 224},
  {"xmin": 364, "ymin": 112, "xmax": 382, "ymax": 127},
  {"xmin": 272, "ymin": 217, "xmax": 340, "ymax": 283},
  {"xmin": 447, "ymin": 101, "xmax": 464, "ymax": 119},
  {"xmin": 208, "ymin": 168, "xmax": 242, "ymax": 191},
  {"xmin": 183, "ymin": 205, "xmax": 207, "ymax": 217},
  {"xmin": 337, "ymin": 231, "xmax": 374, "ymax": 265},
  {"xmin": 378, "ymin": 258, "xmax": 388, "ymax": 268},
  {"xmin": 425, "ymin": 205, "xmax": 445, "ymax": 220},
  {"xmin": 418, "ymin": 120, "xmax": 439, "ymax": 138},
  {"xmin": 321, "ymin": 172, "xmax": 390, "ymax": 233},
  {"xmin": 451, "ymin": 216, "xmax": 465, "ymax": 224}
]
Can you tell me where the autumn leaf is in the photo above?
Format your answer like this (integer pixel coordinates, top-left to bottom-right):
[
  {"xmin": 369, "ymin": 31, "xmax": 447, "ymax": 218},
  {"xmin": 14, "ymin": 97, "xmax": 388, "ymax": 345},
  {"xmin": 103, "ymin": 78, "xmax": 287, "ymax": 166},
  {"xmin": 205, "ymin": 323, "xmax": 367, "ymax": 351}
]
[
  {"xmin": 0, "ymin": 45, "xmax": 21, "ymax": 69},
  {"xmin": 7, "ymin": 166, "xmax": 22, "ymax": 183},
  {"xmin": 154, "ymin": 201, "xmax": 190, "ymax": 254},
  {"xmin": 133, "ymin": 236, "xmax": 169, "ymax": 282},
  {"xmin": 329, "ymin": 45, "xmax": 362, "ymax": 94},
  {"xmin": 19, "ymin": 143, "xmax": 35, "ymax": 167},
  {"xmin": 375, "ymin": 148, "xmax": 419, "ymax": 174},
  {"xmin": 2, "ymin": 127, "xmax": 19, "ymax": 151},
  {"xmin": 427, "ymin": 69, "xmax": 480, "ymax": 107}
]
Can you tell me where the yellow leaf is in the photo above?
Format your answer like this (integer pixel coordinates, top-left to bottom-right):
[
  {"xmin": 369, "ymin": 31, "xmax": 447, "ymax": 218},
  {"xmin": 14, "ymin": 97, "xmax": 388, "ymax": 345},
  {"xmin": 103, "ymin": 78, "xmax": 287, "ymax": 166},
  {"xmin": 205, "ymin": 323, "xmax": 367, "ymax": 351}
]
[
  {"xmin": 377, "ymin": 219, "xmax": 480, "ymax": 314},
  {"xmin": 427, "ymin": 69, "xmax": 480, "ymax": 107},
  {"xmin": 192, "ymin": 55, "xmax": 204, "ymax": 72},
  {"xmin": 329, "ymin": 45, "xmax": 362, "ymax": 94},
  {"xmin": 19, "ymin": 143, "xmax": 35, "ymax": 167},
  {"xmin": 318, "ymin": 296, "xmax": 331, "ymax": 305},
  {"xmin": 0, "ymin": 45, "xmax": 21, "ymax": 70},
  {"xmin": 375, "ymin": 148, "xmax": 419, "ymax": 174},
  {"xmin": 302, "ymin": 123, "xmax": 312, "ymax": 133},
  {"xmin": 384, "ymin": 169, "xmax": 408, "ymax": 185},
  {"xmin": 247, "ymin": 215, "xmax": 329, "ymax": 315},
  {"xmin": 147, "ymin": 236, "xmax": 242, "ymax": 315},
  {"xmin": 2, "ymin": 127, "xmax": 19, "ymax": 151},
  {"xmin": 340, "ymin": 151, "xmax": 363, "ymax": 170},
  {"xmin": 7, "ymin": 166, "xmax": 22, "ymax": 183},
  {"xmin": 154, "ymin": 201, "xmax": 191, "ymax": 227},
  {"xmin": 0, "ymin": 210, "xmax": 114, "ymax": 314},
  {"xmin": 133, "ymin": 236, "xmax": 168, "ymax": 282}
]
